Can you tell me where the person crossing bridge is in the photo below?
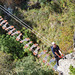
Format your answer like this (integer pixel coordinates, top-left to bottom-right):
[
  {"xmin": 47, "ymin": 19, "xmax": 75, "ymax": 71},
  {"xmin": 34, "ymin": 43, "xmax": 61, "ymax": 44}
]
[{"xmin": 51, "ymin": 42, "xmax": 63, "ymax": 66}]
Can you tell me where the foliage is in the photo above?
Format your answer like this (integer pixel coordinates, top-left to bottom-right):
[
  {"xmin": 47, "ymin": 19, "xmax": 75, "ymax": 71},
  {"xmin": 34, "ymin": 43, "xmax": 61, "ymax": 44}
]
[
  {"xmin": 0, "ymin": 51, "xmax": 14, "ymax": 75},
  {"xmin": 0, "ymin": 31, "xmax": 55, "ymax": 75},
  {"xmin": 0, "ymin": 27, "xmax": 37, "ymax": 59},
  {"xmin": 0, "ymin": 34, "xmax": 24, "ymax": 59},
  {"xmin": 13, "ymin": 55, "xmax": 57, "ymax": 75},
  {"xmin": 69, "ymin": 65, "xmax": 75, "ymax": 75},
  {"xmin": 11, "ymin": 0, "xmax": 74, "ymax": 67},
  {"xmin": 0, "ymin": 0, "xmax": 74, "ymax": 75},
  {"xmin": 16, "ymin": 0, "xmax": 74, "ymax": 54},
  {"xmin": 20, "ymin": 27, "xmax": 39, "ymax": 56}
]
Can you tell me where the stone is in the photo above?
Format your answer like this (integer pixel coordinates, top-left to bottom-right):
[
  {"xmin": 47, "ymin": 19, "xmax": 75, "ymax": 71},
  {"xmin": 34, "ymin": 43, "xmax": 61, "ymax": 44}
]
[{"xmin": 57, "ymin": 52, "xmax": 75, "ymax": 75}]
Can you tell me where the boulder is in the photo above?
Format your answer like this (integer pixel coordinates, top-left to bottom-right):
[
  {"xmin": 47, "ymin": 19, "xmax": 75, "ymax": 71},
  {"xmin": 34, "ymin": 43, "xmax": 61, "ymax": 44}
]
[{"xmin": 57, "ymin": 52, "xmax": 75, "ymax": 75}]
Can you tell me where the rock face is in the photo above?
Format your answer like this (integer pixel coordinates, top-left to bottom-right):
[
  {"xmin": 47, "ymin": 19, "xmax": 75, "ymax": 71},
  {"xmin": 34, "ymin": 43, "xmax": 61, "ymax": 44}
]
[{"xmin": 57, "ymin": 52, "xmax": 75, "ymax": 75}]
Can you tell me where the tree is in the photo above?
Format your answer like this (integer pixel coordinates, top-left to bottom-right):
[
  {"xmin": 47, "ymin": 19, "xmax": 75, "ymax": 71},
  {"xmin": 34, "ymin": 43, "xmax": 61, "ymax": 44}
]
[
  {"xmin": 0, "ymin": 34, "xmax": 24, "ymax": 59},
  {"xmin": 0, "ymin": 51, "xmax": 14, "ymax": 75}
]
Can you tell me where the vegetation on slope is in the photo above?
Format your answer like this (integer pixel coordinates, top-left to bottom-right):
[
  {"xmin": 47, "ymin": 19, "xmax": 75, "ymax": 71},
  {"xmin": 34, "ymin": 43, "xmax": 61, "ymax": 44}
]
[
  {"xmin": 69, "ymin": 65, "xmax": 75, "ymax": 75},
  {"xmin": 11, "ymin": 0, "xmax": 74, "ymax": 53},
  {"xmin": 0, "ymin": 0, "xmax": 74, "ymax": 75},
  {"xmin": 0, "ymin": 0, "xmax": 74, "ymax": 53},
  {"xmin": 0, "ymin": 28, "xmax": 57, "ymax": 75}
]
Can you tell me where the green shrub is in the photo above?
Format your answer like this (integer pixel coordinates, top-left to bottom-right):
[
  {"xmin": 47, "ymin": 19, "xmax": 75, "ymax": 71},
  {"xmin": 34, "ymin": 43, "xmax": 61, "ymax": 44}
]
[
  {"xmin": 13, "ymin": 55, "xmax": 57, "ymax": 75},
  {"xmin": 0, "ymin": 34, "xmax": 24, "ymax": 59},
  {"xmin": 0, "ymin": 51, "xmax": 14, "ymax": 75},
  {"xmin": 0, "ymin": 27, "xmax": 37, "ymax": 59},
  {"xmin": 69, "ymin": 65, "xmax": 75, "ymax": 75}
]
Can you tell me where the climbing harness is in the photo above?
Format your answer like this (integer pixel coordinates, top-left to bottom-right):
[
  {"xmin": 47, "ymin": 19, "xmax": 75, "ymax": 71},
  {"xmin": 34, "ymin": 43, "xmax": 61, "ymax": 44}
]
[
  {"xmin": 24, "ymin": 41, "xmax": 33, "ymax": 48},
  {"xmin": 11, "ymin": 31, "xmax": 20, "ymax": 36}
]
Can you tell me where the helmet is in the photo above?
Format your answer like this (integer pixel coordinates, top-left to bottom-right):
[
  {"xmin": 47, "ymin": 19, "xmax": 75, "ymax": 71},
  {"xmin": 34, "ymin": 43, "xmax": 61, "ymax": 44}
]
[{"xmin": 52, "ymin": 42, "xmax": 55, "ymax": 45}]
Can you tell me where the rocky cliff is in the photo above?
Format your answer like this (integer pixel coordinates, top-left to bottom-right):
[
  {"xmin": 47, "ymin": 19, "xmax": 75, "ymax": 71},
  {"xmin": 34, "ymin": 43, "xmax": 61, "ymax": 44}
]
[{"xmin": 57, "ymin": 52, "xmax": 75, "ymax": 75}]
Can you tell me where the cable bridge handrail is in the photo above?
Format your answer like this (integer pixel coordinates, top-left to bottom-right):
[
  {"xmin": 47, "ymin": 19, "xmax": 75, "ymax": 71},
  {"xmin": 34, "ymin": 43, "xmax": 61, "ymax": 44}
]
[{"xmin": 0, "ymin": 5, "xmax": 51, "ymax": 46}]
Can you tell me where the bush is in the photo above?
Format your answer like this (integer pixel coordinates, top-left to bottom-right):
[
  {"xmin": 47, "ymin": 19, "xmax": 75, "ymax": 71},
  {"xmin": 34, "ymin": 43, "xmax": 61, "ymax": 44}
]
[
  {"xmin": 0, "ymin": 27, "xmax": 37, "ymax": 59},
  {"xmin": 18, "ymin": 0, "xmax": 74, "ymax": 53},
  {"xmin": 0, "ymin": 51, "xmax": 14, "ymax": 75},
  {"xmin": 0, "ymin": 34, "xmax": 24, "ymax": 59},
  {"xmin": 13, "ymin": 55, "xmax": 57, "ymax": 75},
  {"xmin": 69, "ymin": 65, "xmax": 75, "ymax": 75}
]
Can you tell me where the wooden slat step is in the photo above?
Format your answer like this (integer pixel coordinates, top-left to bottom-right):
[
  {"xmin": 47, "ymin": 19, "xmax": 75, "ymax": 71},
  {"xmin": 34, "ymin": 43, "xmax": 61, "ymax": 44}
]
[
  {"xmin": 24, "ymin": 41, "xmax": 32, "ymax": 48},
  {"xmin": 2, "ymin": 22, "xmax": 8, "ymax": 29},
  {"xmin": 16, "ymin": 33, "xmax": 22, "ymax": 41},
  {"xmin": 5, "ymin": 26, "xmax": 14, "ymax": 31},
  {"xmin": 0, "ymin": 20, "xmax": 7, "ymax": 26},
  {"xmin": 11, "ymin": 31, "xmax": 20, "ymax": 36},
  {"xmin": 20, "ymin": 38, "xmax": 30, "ymax": 43},
  {"xmin": 8, "ymin": 28, "xmax": 16, "ymax": 35},
  {"xmin": 33, "ymin": 46, "xmax": 40, "ymax": 56},
  {"xmin": 29, "ymin": 44, "xmax": 38, "ymax": 51}
]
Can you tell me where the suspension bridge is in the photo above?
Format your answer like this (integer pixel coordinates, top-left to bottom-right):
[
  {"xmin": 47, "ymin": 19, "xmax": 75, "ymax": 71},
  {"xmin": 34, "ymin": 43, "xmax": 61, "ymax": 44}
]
[{"xmin": 0, "ymin": 5, "xmax": 74, "ymax": 75}]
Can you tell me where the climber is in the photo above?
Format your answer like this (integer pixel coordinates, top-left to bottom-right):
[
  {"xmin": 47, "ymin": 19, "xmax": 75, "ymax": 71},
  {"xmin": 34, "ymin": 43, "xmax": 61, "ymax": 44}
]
[{"xmin": 51, "ymin": 42, "xmax": 63, "ymax": 66}]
